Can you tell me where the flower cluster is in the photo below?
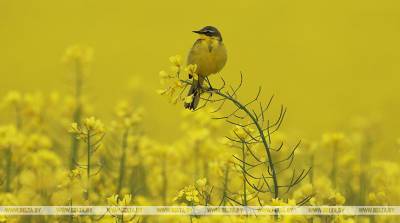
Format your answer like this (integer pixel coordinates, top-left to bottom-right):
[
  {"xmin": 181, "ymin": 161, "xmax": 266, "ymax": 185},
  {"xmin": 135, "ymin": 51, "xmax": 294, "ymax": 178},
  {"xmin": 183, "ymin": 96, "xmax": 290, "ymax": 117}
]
[
  {"xmin": 70, "ymin": 116, "xmax": 105, "ymax": 141},
  {"xmin": 0, "ymin": 126, "xmax": 24, "ymax": 150},
  {"xmin": 0, "ymin": 54, "xmax": 399, "ymax": 223},
  {"xmin": 158, "ymin": 55, "xmax": 201, "ymax": 105},
  {"xmin": 174, "ymin": 185, "xmax": 200, "ymax": 205}
]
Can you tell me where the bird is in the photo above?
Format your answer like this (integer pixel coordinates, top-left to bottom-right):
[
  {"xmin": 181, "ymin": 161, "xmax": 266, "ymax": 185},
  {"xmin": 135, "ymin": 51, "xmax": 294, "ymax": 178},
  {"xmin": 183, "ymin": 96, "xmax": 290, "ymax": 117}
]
[{"xmin": 184, "ymin": 26, "xmax": 227, "ymax": 110}]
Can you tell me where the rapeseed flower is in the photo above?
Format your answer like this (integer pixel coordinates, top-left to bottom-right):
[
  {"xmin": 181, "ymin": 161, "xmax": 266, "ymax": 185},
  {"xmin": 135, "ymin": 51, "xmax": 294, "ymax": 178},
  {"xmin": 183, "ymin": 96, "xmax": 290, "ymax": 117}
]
[
  {"xmin": 169, "ymin": 55, "xmax": 182, "ymax": 68},
  {"xmin": 174, "ymin": 185, "xmax": 200, "ymax": 205},
  {"xmin": 3, "ymin": 91, "xmax": 22, "ymax": 107},
  {"xmin": 0, "ymin": 125, "xmax": 24, "ymax": 150},
  {"xmin": 107, "ymin": 194, "xmax": 132, "ymax": 206},
  {"xmin": 70, "ymin": 116, "xmax": 105, "ymax": 140}
]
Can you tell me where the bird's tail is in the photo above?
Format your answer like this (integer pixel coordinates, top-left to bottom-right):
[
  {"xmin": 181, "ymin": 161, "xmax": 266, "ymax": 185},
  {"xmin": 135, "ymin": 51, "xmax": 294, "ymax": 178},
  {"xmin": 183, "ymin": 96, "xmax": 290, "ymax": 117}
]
[{"xmin": 184, "ymin": 77, "xmax": 204, "ymax": 110}]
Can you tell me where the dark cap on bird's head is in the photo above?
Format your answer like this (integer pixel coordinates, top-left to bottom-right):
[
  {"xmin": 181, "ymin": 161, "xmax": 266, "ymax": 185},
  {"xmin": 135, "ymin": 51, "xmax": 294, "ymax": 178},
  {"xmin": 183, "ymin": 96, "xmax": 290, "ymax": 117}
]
[{"xmin": 193, "ymin": 26, "xmax": 222, "ymax": 40}]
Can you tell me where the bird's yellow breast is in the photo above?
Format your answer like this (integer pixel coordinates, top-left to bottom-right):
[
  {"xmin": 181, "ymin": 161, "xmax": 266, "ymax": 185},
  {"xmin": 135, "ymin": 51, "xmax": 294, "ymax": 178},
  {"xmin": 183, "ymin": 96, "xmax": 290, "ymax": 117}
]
[{"xmin": 187, "ymin": 38, "xmax": 227, "ymax": 77}]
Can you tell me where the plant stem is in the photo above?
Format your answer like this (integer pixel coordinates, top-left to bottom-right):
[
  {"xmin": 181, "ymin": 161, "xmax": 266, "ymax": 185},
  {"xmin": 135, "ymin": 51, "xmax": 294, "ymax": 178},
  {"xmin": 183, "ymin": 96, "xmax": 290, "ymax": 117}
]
[{"xmin": 213, "ymin": 90, "xmax": 279, "ymax": 198}]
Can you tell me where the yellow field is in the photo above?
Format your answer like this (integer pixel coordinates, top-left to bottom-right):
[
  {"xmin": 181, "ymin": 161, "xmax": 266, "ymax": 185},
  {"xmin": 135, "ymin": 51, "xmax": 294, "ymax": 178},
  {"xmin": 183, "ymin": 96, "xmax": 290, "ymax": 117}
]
[{"xmin": 0, "ymin": 0, "xmax": 399, "ymax": 222}]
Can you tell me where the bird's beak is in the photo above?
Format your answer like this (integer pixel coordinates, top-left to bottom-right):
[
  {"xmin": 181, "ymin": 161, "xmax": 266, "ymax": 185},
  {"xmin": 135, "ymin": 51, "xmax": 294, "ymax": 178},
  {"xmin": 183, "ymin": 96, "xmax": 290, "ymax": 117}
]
[{"xmin": 192, "ymin": 30, "xmax": 203, "ymax": 34}]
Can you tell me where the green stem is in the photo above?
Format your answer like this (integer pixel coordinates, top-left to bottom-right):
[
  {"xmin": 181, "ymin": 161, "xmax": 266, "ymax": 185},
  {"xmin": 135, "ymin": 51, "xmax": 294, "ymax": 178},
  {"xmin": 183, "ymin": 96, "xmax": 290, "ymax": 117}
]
[{"xmin": 214, "ymin": 90, "xmax": 279, "ymax": 198}]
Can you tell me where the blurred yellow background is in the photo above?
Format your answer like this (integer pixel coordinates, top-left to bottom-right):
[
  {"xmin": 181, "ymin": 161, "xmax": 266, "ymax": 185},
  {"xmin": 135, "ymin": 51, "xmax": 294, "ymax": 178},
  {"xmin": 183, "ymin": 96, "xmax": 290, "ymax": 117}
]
[{"xmin": 1, "ymin": 0, "xmax": 399, "ymax": 143}]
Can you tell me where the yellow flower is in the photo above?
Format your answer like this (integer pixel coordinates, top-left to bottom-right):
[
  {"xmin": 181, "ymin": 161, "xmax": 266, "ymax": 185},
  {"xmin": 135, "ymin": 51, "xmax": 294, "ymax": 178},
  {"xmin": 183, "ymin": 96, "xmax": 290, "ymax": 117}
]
[
  {"xmin": 24, "ymin": 134, "xmax": 52, "ymax": 151},
  {"xmin": 107, "ymin": 194, "xmax": 133, "ymax": 206},
  {"xmin": 3, "ymin": 91, "xmax": 22, "ymax": 107},
  {"xmin": 173, "ymin": 80, "xmax": 184, "ymax": 88},
  {"xmin": 287, "ymin": 199, "xmax": 296, "ymax": 206},
  {"xmin": 0, "ymin": 215, "xmax": 6, "ymax": 223},
  {"xmin": 0, "ymin": 125, "xmax": 24, "ymax": 150},
  {"xmin": 22, "ymin": 92, "xmax": 44, "ymax": 118},
  {"xmin": 184, "ymin": 64, "xmax": 198, "ymax": 79},
  {"xmin": 327, "ymin": 192, "xmax": 346, "ymax": 205},
  {"xmin": 69, "ymin": 117, "xmax": 105, "ymax": 141},
  {"xmin": 107, "ymin": 194, "xmax": 119, "ymax": 206},
  {"xmin": 174, "ymin": 185, "xmax": 201, "ymax": 205},
  {"xmin": 271, "ymin": 198, "xmax": 285, "ymax": 206},
  {"xmin": 322, "ymin": 132, "xmax": 345, "ymax": 145},
  {"xmin": 84, "ymin": 117, "xmax": 104, "ymax": 132},
  {"xmin": 195, "ymin": 178, "xmax": 207, "ymax": 187},
  {"xmin": 284, "ymin": 215, "xmax": 308, "ymax": 223},
  {"xmin": 368, "ymin": 191, "xmax": 388, "ymax": 205},
  {"xmin": 173, "ymin": 190, "xmax": 185, "ymax": 202},
  {"xmin": 69, "ymin": 123, "xmax": 80, "ymax": 134},
  {"xmin": 184, "ymin": 94, "xmax": 194, "ymax": 104},
  {"xmin": 120, "ymin": 194, "xmax": 132, "ymax": 205},
  {"xmin": 185, "ymin": 188, "xmax": 199, "ymax": 203},
  {"xmin": 169, "ymin": 55, "xmax": 182, "ymax": 67}
]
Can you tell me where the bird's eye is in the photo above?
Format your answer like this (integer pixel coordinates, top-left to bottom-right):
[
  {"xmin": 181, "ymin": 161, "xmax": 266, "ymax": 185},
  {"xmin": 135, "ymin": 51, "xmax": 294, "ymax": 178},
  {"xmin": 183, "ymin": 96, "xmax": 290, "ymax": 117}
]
[{"xmin": 205, "ymin": 30, "xmax": 215, "ymax": 35}]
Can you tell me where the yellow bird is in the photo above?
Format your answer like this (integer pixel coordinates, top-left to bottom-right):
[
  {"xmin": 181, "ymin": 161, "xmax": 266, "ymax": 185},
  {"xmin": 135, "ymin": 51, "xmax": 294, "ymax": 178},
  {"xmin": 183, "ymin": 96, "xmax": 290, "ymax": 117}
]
[{"xmin": 184, "ymin": 26, "xmax": 227, "ymax": 110}]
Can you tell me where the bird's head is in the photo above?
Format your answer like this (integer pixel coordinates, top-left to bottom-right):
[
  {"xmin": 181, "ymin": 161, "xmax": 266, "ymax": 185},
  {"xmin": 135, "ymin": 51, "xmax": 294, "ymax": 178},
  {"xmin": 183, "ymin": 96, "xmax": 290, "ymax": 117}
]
[{"xmin": 193, "ymin": 26, "xmax": 223, "ymax": 41}]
